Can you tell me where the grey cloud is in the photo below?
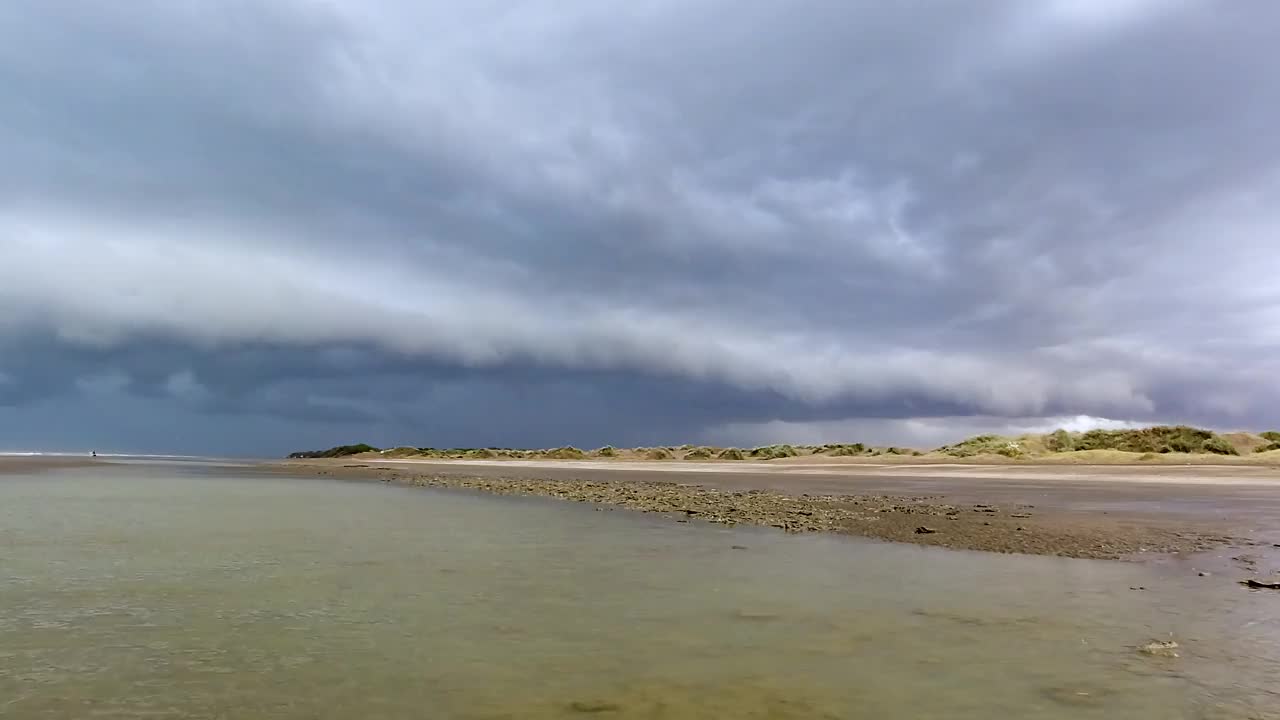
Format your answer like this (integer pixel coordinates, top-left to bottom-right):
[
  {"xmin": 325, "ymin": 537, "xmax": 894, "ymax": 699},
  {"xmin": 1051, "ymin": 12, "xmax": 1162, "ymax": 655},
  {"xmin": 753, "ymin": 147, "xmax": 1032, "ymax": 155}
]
[{"xmin": 1, "ymin": 1, "xmax": 1278, "ymax": 452}]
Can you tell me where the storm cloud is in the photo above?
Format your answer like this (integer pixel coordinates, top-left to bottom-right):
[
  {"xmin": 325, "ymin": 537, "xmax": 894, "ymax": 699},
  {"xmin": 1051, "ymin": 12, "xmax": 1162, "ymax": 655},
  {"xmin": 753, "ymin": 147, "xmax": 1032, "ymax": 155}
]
[{"xmin": 2, "ymin": 1, "xmax": 1278, "ymax": 455}]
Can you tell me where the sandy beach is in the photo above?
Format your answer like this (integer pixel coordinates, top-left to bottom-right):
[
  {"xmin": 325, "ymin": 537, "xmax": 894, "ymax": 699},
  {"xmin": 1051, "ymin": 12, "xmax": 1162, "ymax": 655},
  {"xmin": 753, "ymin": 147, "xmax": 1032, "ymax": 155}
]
[{"xmin": 277, "ymin": 458, "xmax": 1280, "ymax": 570}]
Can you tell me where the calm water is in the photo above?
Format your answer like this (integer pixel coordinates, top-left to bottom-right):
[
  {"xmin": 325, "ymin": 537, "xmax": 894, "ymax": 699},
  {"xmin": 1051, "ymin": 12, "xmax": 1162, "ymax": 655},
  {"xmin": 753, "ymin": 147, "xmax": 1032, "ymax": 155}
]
[{"xmin": 2, "ymin": 465, "xmax": 1277, "ymax": 719}]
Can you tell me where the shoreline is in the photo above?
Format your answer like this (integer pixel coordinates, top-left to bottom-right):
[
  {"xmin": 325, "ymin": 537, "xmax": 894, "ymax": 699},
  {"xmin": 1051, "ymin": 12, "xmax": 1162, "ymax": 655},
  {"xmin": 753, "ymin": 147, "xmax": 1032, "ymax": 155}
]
[{"xmin": 273, "ymin": 459, "xmax": 1273, "ymax": 564}]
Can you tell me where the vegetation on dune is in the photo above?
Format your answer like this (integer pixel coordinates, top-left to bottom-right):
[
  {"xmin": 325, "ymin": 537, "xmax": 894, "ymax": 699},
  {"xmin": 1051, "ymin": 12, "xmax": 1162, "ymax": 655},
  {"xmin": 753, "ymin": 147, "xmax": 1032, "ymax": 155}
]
[
  {"xmin": 287, "ymin": 443, "xmax": 380, "ymax": 459},
  {"xmin": 380, "ymin": 446, "xmax": 423, "ymax": 458},
  {"xmin": 935, "ymin": 435, "xmax": 1026, "ymax": 458},
  {"xmin": 289, "ymin": 425, "xmax": 1270, "ymax": 463},
  {"xmin": 749, "ymin": 444, "xmax": 798, "ymax": 460},
  {"xmin": 820, "ymin": 443, "xmax": 867, "ymax": 456},
  {"xmin": 1257, "ymin": 431, "xmax": 1280, "ymax": 452},
  {"xmin": 932, "ymin": 425, "xmax": 1243, "ymax": 458},
  {"xmin": 1072, "ymin": 426, "xmax": 1237, "ymax": 455},
  {"xmin": 542, "ymin": 446, "xmax": 586, "ymax": 460},
  {"xmin": 1046, "ymin": 429, "xmax": 1074, "ymax": 452}
]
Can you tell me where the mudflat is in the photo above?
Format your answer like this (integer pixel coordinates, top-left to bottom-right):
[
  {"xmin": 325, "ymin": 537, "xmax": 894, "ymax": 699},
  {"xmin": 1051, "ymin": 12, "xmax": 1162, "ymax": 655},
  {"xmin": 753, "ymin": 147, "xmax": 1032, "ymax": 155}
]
[{"xmin": 277, "ymin": 459, "xmax": 1280, "ymax": 568}]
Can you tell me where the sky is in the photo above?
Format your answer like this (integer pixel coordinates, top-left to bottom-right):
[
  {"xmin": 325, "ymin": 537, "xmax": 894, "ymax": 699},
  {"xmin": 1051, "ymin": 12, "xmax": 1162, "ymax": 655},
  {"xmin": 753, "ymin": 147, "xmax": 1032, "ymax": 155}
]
[{"xmin": 2, "ymin": 2, "xmax": 1278, "ymax": 457}]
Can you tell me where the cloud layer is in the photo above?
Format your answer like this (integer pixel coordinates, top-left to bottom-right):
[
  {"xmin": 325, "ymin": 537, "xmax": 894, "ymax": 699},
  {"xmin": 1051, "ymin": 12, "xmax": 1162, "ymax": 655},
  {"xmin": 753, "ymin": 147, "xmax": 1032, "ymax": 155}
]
[{"xmin": 2, "ymin": 2, "xmax": 1278, "ymax": 454}]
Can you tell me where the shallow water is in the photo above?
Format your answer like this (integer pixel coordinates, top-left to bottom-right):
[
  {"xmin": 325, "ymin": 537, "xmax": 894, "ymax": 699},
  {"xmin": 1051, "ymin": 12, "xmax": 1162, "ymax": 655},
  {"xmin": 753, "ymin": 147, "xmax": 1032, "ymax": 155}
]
[{"xmin": 2, "ymin": 465, "xmax": 1277, "ymax": 719}]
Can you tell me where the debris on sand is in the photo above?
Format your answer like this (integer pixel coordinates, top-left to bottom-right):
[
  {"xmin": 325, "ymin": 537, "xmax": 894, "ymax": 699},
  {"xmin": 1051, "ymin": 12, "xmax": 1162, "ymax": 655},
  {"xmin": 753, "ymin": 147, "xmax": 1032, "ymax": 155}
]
[
  {"xmin": 1240, "ymin": 577, "xmax": 1280, "ymax": 590},
  {"xmin": 1139, "ymin": 640, "xmax": 1180, "ymax": 658}
]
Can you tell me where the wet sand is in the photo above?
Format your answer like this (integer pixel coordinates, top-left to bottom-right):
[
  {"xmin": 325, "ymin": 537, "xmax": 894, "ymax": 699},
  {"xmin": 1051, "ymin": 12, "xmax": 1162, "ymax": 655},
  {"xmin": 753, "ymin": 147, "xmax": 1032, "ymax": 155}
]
[
  {"xmin": 277, "ymin": 459, "xmax": 1280, "ymax": 567},
  {"xmin": 0, "ymin": 456, "xmax": 101, "ymax": 475}
]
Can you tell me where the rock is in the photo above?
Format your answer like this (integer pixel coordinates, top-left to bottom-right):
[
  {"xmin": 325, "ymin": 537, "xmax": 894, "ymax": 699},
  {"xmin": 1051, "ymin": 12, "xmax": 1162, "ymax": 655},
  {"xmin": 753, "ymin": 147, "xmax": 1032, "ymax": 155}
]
[
  {"xmin": 1010, "ymin": 513, "xmax": 1032, "ymax": 519},
  {"xmin": 1240, "ymin": 577, "xmax": 1280, "ymax": 589},
  {"xmin": 1198, "ymin": 571, "xmax": 1210, "ymax": 577},
  {"xmin": 914, "ymin": 526, "xmax": 937, "ymax": 534},
  {"xmin": 730, "ymin": 545, "xmax": 749, "ymax": 550},
  {"xmin": 1138, "ymin": 640, "xmax": 1180, "ymax": 658}
]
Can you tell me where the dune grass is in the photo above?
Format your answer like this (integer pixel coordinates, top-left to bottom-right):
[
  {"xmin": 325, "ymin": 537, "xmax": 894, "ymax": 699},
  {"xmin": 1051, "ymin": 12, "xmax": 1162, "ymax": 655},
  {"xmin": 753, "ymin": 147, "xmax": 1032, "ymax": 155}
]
[{"xmin": 291, "ymin": 425, "xmax": 1280, "ymax": 465}]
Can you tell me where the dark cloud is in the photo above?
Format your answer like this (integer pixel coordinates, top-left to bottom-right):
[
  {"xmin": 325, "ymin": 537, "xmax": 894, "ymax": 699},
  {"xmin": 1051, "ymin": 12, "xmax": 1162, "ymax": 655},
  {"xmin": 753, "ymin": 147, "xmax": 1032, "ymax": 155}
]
[{"xmin": 2, "ymin": 1, "xmax": 1278, "ymax": 454}]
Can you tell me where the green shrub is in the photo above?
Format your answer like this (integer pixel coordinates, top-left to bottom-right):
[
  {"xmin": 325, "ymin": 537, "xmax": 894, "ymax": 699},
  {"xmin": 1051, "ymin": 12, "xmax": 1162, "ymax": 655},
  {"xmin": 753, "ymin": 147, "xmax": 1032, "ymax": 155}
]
[
  {"xmin": 936, "ymin": 435, "xmax": 1012, "ymax": 458},
  {"xmin": 1255, "ymin": 442, "xmax": 1280, "ymax": 453},
  {"xmin": 828, "ymin": 443, "xmax": 867, "ymax": 456},
  {"xmin": 593, "ymin": 445, "xmax": 617, "ymax": 457},
  {"xmin": 994, "ymin": 445, "xmax": 1024, "ymax": 458},
  {"xmin": 749, "ymin": 444, "xmax": 798, "ymax": 460},
  {"xmin": 288, "ymin": 443, "xmax": 380, "ymax": 459},
  {"xmin": 645, "ymin": 448, "xmax": 672, "ymax": 460},
  {"xmin": 1201, "ymin": 437, "xmax": 1237, "ymax": 455},
  {"xmin": 543, "ymin": 446, "xmax": 586, "ymax": 460},
  {"xmin": 466, "ymin": 448, "xmax": 495, "ymax": 459},
  {"xmin": 683, "ymin": 447, "xmax": 712, "ymax": 459},
  {"xmin": 1073, "ymin": 426, "xmax": 1235, "ymax": 455},
  {"xmin": 1260, "ymin": 431, "xmax": 1280, "ymax": 443},
  {"xmin": 718, "ymin": 448, "xmax": 745, "ymax": 460},
  {"xmin": 1046, "ymin": 429, "xmax": 1074, "ymax": 452}
]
